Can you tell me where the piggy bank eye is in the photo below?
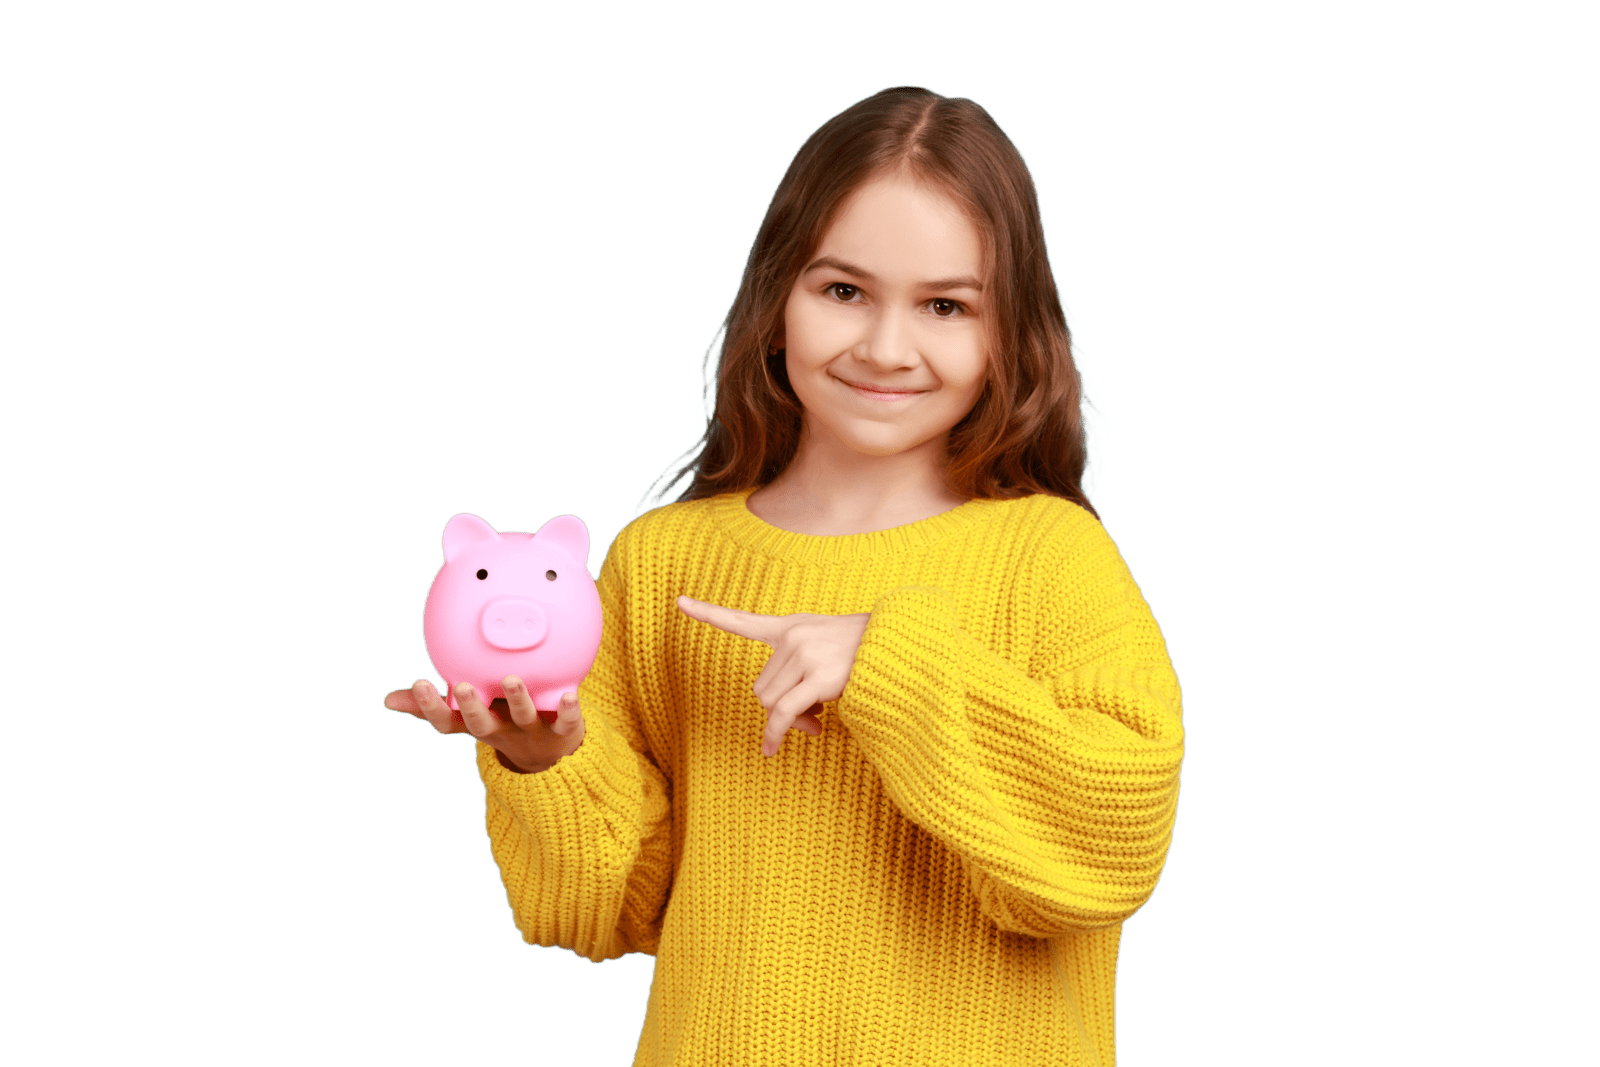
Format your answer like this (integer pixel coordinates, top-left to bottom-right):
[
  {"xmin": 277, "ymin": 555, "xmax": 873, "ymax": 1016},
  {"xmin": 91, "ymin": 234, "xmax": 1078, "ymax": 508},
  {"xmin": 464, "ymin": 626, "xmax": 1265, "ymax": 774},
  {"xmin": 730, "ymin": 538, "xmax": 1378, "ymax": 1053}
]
[
  {"xmin": 476, "ymin": 569, "xmax": 488, "ymax": 580},
  {"xmin": 546, "ymin": 570, "xmax": 557, "ymax": 581}
]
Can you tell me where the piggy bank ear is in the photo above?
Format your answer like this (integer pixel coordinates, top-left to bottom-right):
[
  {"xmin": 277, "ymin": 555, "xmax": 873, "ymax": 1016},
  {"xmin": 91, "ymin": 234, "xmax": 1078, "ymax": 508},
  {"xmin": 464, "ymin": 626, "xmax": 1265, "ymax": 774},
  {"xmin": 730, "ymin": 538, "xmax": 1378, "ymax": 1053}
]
[
  {"xmin": 442, "ymin": 513, "xmax": 499, "ymax": 562},
  {"xmin": 534, "ymin": 514, "xmax": 590, "ymax": 569}
]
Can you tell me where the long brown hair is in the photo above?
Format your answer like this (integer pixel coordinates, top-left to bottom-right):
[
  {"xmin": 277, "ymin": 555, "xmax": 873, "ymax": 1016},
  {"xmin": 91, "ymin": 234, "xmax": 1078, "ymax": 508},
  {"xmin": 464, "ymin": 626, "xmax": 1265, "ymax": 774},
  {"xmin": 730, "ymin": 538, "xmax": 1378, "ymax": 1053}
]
[{"xmin": 662, "ymin": 86, "xmax": 1096, "ymax": 518}]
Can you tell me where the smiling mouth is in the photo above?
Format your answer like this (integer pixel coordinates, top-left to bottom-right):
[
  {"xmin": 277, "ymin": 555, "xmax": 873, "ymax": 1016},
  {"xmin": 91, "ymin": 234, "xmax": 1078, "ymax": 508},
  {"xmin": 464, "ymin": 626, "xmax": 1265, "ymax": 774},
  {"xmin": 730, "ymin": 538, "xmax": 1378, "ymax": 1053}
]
[{"xmin": 840, "ymin": 378, "xmax": 924, "ymax": 401}]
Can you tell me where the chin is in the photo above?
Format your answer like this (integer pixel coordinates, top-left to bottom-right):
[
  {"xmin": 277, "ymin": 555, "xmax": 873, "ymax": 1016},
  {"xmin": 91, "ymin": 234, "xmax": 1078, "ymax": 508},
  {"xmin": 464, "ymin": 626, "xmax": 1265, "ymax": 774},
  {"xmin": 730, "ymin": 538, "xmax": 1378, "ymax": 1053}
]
[{"xmin": 839, "ymin": 426, "xmax": 926, "ymax": 457}]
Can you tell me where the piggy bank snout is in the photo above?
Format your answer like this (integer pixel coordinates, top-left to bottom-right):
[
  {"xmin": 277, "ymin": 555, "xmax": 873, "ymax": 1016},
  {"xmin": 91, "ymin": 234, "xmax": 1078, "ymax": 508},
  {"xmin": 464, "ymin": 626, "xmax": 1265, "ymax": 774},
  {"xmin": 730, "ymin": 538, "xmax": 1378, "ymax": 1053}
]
[{"xmin": 480, "ymin": 597, "xmax": 549, "ymax": 651}]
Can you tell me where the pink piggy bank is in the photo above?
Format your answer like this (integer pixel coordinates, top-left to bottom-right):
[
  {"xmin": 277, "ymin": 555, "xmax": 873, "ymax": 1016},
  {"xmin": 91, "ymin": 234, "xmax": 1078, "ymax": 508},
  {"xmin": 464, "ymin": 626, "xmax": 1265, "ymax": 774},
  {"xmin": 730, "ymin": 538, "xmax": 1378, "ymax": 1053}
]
[{"xmin": 423, "ymin": 512, "xmax": 603, "ymax": 720}]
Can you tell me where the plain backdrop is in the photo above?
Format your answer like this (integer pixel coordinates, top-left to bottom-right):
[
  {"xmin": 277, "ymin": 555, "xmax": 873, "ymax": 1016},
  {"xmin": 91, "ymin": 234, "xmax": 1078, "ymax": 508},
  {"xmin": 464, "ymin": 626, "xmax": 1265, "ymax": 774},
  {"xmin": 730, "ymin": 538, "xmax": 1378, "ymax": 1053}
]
[{"xmin": 2, "ymin": 2, "xmax": 1596, "ymax": 1064}]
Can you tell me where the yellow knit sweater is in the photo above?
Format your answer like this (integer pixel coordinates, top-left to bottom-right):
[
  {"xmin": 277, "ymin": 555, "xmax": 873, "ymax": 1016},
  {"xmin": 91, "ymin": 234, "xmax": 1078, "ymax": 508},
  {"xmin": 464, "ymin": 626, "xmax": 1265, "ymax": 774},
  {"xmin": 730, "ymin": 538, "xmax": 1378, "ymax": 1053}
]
[{"xmin": 476, "ymin": 489, "xmax": 1183, "ymax": 1066}]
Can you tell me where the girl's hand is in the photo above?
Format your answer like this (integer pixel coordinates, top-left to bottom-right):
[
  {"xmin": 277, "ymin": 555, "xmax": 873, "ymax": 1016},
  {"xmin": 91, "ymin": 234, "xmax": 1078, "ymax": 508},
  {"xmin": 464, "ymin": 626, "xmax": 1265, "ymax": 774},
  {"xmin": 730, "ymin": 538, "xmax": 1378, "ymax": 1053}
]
[
  {"xmin": 383, "ymin": 676, "xmax": 586, "ymax": 773},
  {"xmin": 676, "ymin": 595, "xmax": 869, "ymax": 757}
]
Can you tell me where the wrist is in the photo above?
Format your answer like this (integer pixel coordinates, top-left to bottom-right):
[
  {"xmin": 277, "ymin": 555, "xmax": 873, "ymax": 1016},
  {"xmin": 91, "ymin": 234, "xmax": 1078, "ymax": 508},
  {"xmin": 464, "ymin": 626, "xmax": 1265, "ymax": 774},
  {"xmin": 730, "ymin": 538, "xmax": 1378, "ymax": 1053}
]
[{"xmin": 495, "ymin": 748, "xmax": 554, "ymax": 775}]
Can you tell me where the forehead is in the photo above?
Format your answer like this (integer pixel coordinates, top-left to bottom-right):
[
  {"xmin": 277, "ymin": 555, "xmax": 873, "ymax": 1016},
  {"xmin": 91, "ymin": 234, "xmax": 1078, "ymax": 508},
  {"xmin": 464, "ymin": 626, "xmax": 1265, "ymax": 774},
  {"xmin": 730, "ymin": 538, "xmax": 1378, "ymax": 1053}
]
[{"xmin": 816, "ymin": 174, "xmax": 983, "ymax": 276}]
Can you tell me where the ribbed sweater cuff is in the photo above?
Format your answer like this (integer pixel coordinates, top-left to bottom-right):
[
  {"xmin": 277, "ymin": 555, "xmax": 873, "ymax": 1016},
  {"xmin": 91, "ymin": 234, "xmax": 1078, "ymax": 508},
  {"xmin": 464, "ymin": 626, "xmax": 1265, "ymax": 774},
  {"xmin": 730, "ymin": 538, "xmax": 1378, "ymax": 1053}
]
[
  {"xmin": 838, "ymin": 585, "xmax": 1182, "ymax": 932},
  {"xmin": 477, "ymin": 706, "xmax": 639, "ymax": 836}
]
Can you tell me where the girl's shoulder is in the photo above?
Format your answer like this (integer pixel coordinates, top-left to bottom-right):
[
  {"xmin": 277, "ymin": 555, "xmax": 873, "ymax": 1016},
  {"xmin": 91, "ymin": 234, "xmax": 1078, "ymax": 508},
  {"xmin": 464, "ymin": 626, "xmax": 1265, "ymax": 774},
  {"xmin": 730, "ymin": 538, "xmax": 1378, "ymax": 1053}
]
[
  {"xmin": 958, "ymin": 497, "xmax": 1135, "ymax": 606},
  {"xmin": 957, "ymin": 491, "xmax": 1107, "ymax": 558},
  {"xmin": 600, "ymin": 493, "xmax": 732, "ymax": 571},
  {"xmin": 617, "ymin": 492, "xmax": 727, "ymax": 541}
]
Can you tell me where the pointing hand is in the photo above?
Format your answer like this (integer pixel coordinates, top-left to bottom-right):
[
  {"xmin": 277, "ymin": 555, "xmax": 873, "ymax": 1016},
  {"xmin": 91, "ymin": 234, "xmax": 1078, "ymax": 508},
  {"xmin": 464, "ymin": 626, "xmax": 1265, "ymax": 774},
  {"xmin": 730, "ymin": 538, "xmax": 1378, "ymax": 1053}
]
[{"xmin": 675, "ymin": 595, "xmax": 869, "ymax": 757}]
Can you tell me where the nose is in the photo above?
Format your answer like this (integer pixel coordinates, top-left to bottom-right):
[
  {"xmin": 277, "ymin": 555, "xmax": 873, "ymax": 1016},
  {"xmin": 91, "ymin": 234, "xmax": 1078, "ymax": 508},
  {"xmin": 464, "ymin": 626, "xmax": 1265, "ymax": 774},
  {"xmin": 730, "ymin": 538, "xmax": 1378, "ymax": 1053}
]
[
  {"xmin": 480, "ymin": 597, "xmax": 548, "ymax": 651},
  {"xmin": 858, "ymin": 306, "xmax": 918, "ymax": 370}
]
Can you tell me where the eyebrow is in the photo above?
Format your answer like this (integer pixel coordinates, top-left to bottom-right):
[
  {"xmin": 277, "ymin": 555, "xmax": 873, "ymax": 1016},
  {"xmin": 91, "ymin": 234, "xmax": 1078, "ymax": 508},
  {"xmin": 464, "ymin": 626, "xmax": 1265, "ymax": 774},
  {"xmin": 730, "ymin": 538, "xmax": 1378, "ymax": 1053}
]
[{"xmin": 803, "ymin": 255, "xmax": 983, "ymax": 292}]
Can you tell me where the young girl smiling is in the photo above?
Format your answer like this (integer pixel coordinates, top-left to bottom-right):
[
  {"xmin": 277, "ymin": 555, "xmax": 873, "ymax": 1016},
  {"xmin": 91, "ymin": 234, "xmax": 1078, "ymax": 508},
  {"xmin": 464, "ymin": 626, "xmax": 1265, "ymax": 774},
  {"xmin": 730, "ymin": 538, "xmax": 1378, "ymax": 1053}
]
[{"xmin": 387, "ymin": 86, "xmax": 1183, "ymax": 1066}]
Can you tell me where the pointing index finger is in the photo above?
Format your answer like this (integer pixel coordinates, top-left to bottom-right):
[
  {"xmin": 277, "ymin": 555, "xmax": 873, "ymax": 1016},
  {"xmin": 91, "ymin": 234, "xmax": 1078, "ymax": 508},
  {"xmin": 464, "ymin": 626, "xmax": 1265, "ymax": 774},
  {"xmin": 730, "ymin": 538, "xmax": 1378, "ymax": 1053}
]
[{"xmin": 677, "ymin": 595, "xmax": 783, "ymax": 646}]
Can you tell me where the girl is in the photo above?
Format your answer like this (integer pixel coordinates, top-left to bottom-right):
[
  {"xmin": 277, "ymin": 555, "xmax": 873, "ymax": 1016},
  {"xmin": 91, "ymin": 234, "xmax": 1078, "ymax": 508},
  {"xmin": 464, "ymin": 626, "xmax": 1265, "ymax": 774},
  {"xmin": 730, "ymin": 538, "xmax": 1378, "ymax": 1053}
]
[{"xmin": 386, "ymin": 86, "xmax": 1183, "ymax": 1066}]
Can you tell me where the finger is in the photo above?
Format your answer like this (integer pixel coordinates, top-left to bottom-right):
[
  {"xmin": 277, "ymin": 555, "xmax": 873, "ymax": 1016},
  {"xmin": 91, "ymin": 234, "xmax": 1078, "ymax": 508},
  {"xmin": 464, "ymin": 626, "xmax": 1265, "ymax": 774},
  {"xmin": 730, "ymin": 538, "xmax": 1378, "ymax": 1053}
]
[
  {"xmin": 771, "ymin": 702, "xmax": 824, "ymax": 739},
  {"xmin": 794, "ymin": 705, "xmax": 823, "ymax": 737},
  {"xmin": 751, "ymin": 650, "xmax": 804, "ymax": 711},
  {"xmin": 455, "ymin": 682, "xmax": 498, "ymax": 738},
  {"xmin": 385, "ymin": 688, "xmax": 421, "ymax": 715},
  {"xmin": 550, "ymin": 691, "xmax": 583, "ymax": 737},
  {"xmin": 414, "ymin": 679, "xmax": 460, "ymax": 734},
  {"xmin": 764, "ymin": 690, "xmax": 824, "ymax": 756},
  {"xmin": 502, "ymin": 676, "xmax": 540, "ymax": 728},
  {"xmin": 676, "ymin": 595, "xmax": 784, "ymax": 646}
]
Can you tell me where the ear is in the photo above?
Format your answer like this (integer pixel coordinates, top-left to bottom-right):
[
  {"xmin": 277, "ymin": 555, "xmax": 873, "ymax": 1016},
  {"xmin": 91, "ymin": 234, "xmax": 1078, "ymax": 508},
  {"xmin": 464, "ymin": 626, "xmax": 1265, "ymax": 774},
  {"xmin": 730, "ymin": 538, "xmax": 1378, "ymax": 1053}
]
[
  {"xmin": 442, "ymin": 513, "xmax": 499, "ymax": 562},
  {"xmin": 533, "ymin": 514, "xmax": 590, "ymax": 569}
]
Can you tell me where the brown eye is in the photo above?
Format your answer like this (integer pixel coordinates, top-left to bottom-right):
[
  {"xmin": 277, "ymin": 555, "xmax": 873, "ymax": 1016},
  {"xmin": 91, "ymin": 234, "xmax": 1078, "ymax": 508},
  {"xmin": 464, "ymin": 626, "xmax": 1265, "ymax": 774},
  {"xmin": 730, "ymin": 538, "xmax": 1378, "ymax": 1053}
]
[
  {"xmin": 829, "ymin": 283, "xmax": 858, "ymax": 301},
  {"xmin": 545, "ymin": 570, "xmax": 557, "ymax": 581},
  {"xmin": 932, "ymin": 299, "xmax": 958, "ymax": 317},
  {"xmin": 476, "ymin": 569, "xmax": 488, "ymax": 580}
]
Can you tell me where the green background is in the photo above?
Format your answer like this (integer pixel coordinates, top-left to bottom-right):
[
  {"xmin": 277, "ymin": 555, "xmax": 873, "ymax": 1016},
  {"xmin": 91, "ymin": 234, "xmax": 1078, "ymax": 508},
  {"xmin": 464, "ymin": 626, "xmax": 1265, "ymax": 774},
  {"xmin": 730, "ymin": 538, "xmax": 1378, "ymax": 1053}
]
[{"xmin": 9, "ymin": 0, "xmax": 1587, "ymax": 1062}]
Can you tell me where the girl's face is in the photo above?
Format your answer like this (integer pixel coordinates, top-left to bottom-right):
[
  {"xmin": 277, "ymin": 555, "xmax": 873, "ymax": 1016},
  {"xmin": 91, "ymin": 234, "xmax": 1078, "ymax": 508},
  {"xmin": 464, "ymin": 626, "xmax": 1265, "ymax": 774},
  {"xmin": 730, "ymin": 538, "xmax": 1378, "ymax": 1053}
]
[{"xmin": 779, "ymin": 173, "xmax": 988, "ymax": 461}]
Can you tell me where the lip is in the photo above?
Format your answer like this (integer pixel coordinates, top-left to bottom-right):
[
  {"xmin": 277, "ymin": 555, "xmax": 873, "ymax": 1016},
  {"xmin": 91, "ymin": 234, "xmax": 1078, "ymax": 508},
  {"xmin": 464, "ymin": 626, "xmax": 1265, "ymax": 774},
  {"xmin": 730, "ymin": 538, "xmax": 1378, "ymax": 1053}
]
[{"xmin": 838, "ymin": 377, "xmax": 925, "ymax": 402}]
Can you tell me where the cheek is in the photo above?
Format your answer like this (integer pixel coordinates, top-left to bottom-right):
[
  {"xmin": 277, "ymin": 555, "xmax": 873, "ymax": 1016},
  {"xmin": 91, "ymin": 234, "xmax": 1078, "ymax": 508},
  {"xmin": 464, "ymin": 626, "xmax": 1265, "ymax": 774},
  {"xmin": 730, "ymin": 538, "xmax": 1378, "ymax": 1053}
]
[
  {"xmin": 785, "ymin": 298, "xmax": 856, "ymax": 364},
  {"xmin": 935, "ymin": 333, "xmax": 990, "ymax": 404},
  {"xmin": 783, "ymin": 306, "xmax": 809, "ymax": 361}
]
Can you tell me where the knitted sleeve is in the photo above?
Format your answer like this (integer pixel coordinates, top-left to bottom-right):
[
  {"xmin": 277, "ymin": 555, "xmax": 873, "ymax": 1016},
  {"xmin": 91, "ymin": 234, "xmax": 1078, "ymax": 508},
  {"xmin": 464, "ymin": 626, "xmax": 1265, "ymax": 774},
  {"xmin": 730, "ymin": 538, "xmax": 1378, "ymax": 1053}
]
[
  {"xmin": 834, "ymin": 516, "xmax": 1183, "ymax": 937},
  {"xmin": 476, "ymin": 541, "xmax": 674, "ymax": 961}
]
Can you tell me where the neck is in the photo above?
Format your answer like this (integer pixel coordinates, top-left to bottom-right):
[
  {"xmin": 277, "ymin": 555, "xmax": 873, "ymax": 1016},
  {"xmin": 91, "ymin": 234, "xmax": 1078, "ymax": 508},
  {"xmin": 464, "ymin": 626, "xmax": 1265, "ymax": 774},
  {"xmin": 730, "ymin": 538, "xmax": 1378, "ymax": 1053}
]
[{"xmin": 746, "ymin": 420, "xmax": 968, "ymax": 537}]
